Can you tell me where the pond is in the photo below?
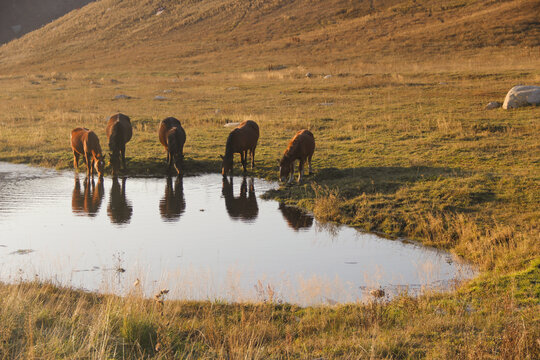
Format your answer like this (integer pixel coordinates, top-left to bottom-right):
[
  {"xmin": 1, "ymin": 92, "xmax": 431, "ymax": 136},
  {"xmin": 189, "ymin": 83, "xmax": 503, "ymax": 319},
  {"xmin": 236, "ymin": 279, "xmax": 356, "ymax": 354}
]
[{"xmin": 0, "ymin": 162, "xmax": 473, "ymax": 305}]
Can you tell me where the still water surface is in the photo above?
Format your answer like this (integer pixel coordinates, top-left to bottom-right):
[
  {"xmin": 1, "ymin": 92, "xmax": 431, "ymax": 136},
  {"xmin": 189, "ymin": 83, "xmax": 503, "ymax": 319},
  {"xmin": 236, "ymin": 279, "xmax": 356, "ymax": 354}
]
[{"xmin": 0, "ymin": 162, "xmax": 473, "ymax": 305}]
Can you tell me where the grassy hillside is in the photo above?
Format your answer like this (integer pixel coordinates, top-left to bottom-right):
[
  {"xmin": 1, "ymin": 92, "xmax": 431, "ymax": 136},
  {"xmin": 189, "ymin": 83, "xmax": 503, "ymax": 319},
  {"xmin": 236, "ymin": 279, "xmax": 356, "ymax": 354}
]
[
  {"xmin": 0, "ymin": 0, "xmax": 539, "ymax": 73},
  {"xmin": 0, "ymin": 0, "xmax": 539, "ymax": 358}
]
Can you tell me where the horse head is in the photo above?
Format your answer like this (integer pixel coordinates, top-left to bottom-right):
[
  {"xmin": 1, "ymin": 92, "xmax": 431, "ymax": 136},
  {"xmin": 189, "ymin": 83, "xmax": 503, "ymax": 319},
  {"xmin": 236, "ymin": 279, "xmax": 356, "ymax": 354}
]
[
  {"xmin": 95, "ymin": 154, "xmax": 106, "ymax": 177},
  {"xmin": 220, "ymin": 154, "xmax": 234, "ymax": 177},
  {"xmin": 279, "ymin": 156, "xmax": 292, "ymax": 182}
]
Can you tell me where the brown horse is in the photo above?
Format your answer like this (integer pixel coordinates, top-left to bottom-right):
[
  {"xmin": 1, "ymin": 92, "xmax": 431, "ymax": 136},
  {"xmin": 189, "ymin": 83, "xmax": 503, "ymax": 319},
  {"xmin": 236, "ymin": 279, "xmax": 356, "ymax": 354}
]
[
  {"xmin": 106, "ymin": 113, "xmax": 132, "ymax": 176},
  {"xmin": 158, "ymin": 117, "xmax": 186, "ymax": 175},
  {"xmin": 70, "ymin": 127, "xmax": 106, "ymax": 177},
  {"xmin": 221, "ymin": 120, "xmax": 259, "ymax": 176},
  {"xmin": 279, "ymin": 129, "xmax": 315, "ymax": 183}
]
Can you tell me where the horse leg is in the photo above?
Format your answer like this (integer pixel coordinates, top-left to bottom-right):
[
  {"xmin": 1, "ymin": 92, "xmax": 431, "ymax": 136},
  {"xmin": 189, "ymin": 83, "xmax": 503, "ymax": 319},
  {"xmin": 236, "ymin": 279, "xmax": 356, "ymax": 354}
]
[
  {"xmin": 241, "ymin": 151, "xmax": 247, "ymax": 173},
  {"xmin": 85, "ymin": 152, "xmax": 92, "ymax": 176},
  {"xmin": 73, "ymin": 151, "xmax": 80, "ymax": 170},
  {"xmin": 308, "ymin": 154, "xmax": 313, "ymax": 175},
  {"xmin": 122, "ymin": 144, "xmax": 127, "ymax": 169},
  {"xmin": 250, "ymin": 147, "xmax": 256, "ymax": 169},
  {"xmin": 298, "ymin": 159, "xmax": 305, "ymax": 183},
  {"xmin": 167, "ymin": 151, "xmax": 173, "ymax": 174},
  {"xmin": 288, "ymin": 162, "xmax": 295, "ymax": 184}
]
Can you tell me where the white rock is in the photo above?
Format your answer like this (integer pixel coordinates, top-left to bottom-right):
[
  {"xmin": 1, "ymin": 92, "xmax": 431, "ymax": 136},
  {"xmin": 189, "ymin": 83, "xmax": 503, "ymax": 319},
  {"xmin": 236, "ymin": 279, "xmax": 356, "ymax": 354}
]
[
  {"xmin": 502, "ymin": 85, "xmax": 540, "ymax": 109},
  {"xmin": 163, "ymin": 89, "xmax": 173, "ymax": 93},
  {"xmin": 154, "ymin": 95, "xmax": 167, "ymax": 101},
  {"xmin": 305, "ymin": 72, "xmax": 312, "ymax": 78},
  {"xmin": 226, "ymin": 87, "xmax": 239, "ymax": 91},
  {"xmin": 224, "ymin": 122, "xmax": 240, "ymax": 127},
  {"xmin": 485, "ymin": 101, "xmax": 501, "ymax": 110},
  {"xmin": 323, "ymin": 74, "xmax": 332, "ymax": 79}
]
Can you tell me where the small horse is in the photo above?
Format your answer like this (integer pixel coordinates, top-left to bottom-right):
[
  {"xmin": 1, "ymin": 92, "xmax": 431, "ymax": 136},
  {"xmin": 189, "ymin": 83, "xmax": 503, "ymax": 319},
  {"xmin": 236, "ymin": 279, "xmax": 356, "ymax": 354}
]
[
  {"xmin": 221, "ymin": 120, "xmax": 259, "ymax": 176},
  {"xmin": 158, "ymin": 117, "xmax": 186, "ymax": 175},
  {"xmin": 279, "ymin": 129, "xmax": 315, "ymax": 183},
  {"xmin": 106, "ymin": 113, "xmax": 132, "ymax": 176},
  {"xmin": 222, "ymin": 176, "xmax": 259, "ymax": 222},
  {"xmin": 70, "ymin": 127, "xmax": 106, "ymax": 177}
]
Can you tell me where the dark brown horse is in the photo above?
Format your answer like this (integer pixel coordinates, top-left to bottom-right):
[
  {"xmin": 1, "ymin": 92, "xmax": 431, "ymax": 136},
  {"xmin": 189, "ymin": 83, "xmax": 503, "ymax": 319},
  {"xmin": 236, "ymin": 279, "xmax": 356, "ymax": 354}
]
[
  {"xmin": 222, "ymin": 176, "xmax": 258, "ymax": 222},
  {"xmin": 158, "ymin": 117, "xmax": 186, "ymax": 175},
  {"xmin": 71, "ymin": 175, "xmax": 104, "ymax": 217},
  {"xmin": 106, "ymin": 113, "xmax": 132, "ymax": 176},
  {"xmin": 107, "ymin": 176, "xmax": 133, "ymax": 225},
  {"xmin": 159, "ymin": 176, "xmax": 186, "ymax": 222},
  {"xmin": 221, "ymin": 120, "xmax": 259, "ymax": 176},
  {"xmin": 279, "ymin": 129, "xmax": 315, "ymax": 183},
  {"xmin": 70, "ymin": 127, "xmax": 106, "ymax": 177}
]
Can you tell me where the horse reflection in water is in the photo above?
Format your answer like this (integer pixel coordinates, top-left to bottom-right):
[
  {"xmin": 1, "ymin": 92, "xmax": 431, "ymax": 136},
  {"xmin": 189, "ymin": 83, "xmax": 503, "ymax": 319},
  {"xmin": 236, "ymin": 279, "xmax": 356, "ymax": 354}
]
[
  {"xmin": 159, "ymin": 176, "xmax": 186, "ymax": 222},
  {"xmin": 72, "ymin": 175, "xmax": 104, "ymax": 217},
  {"xmin": 222, "ymin": 177, "xmax": 258, "ymax": 222},
  {"xmin": 278, "ymin": 203, "xmax": 314, "ymax": 231},
  {"xmin": 107, "ymin": 177, "xmax": 133, "ymax": 225}
]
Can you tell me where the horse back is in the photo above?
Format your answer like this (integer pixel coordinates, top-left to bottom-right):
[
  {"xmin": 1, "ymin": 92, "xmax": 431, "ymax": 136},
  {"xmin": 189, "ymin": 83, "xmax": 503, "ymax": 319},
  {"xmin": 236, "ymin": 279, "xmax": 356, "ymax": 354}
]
[
  {"xmin": 106, "ymin": 113, "xmax": 132, "ymax": 144},
  {"xmin": 159, "ymin": 117, "xmax": 183, "ymax": 148},
  {"xmin": 285, "ymin": 129, "xmax": 315, "ymax": 159},
  {"xmin": 71, "ymin": 127, "xmax": 90, "ymax": 154},
  {"xmin": 230, "ymin": 120, "xmax": 259, "ymax": 152}
]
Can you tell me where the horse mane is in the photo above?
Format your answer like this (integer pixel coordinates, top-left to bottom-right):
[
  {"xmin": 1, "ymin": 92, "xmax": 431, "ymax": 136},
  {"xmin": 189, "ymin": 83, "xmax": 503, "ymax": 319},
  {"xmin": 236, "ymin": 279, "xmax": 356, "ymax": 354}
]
[{"xmin": 224, "ymin": 130, "xmax": 236, "ymax": 158}]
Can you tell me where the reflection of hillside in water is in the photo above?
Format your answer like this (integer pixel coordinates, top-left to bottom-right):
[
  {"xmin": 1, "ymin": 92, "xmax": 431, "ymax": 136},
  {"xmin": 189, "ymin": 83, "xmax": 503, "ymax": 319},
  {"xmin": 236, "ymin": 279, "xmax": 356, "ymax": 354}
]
[
  {"xmin": 278, "ymin": 203, "xmax": 313, "ymax": 231},
  {"xmin": 222, "ymin": 176, "xmax": 258, "ymax": 222},
  {"xmin": 159, "ymin": 176, "xmax": 186, "ymax": 222},
  {"xmin": 71, "ymin": 176, "xmax": 104, "ymax": 217},
  {"xmin": 107, "ymin": 177, "xmax": 133, "ymax": 225}
]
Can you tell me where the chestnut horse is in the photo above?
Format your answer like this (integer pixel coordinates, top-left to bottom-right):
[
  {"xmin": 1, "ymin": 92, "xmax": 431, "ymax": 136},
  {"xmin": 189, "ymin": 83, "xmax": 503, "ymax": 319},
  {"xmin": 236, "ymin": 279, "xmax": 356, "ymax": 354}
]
[
  {"xmin": 279, "ymin": 129, "xmax": 315, "ymax": 183},
  {"xmin": 106, "ymin": 113, "xmax": 132, "ymax": 175},
  {"xmin": 221, "ymin": 120, "xmax": 259, "ymax": 176},
  {"xmin": 70, "ymin": 127, "xmax": 106, "ymax": 177},
  {"xmin": 158, "ymin": 117, "xmax": 186, "ymax": 175}
]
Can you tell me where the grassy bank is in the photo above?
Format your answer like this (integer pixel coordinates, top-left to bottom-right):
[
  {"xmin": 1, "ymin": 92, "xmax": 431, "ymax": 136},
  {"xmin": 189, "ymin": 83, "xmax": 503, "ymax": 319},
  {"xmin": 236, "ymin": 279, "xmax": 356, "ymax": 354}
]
[{"xmin": 0, "ymin": 65, "xmax": 538, "ymax": 357}]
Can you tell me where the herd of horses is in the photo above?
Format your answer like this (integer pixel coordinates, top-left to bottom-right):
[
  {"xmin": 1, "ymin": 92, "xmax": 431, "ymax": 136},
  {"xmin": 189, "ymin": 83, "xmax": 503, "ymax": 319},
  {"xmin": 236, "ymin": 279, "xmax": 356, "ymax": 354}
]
[{"xmin": 70, "ymin": 113, "xmax": 315, "ymax": 183}]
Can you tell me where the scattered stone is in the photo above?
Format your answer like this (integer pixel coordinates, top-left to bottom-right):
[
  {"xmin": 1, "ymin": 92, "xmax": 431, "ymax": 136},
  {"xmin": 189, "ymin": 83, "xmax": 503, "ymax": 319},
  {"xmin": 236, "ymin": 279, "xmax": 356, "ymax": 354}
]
[
  {"xmin": 54, "ymin": 87, "xmax": 65, "ymax": 91},
  {"xmin": 305, "ymin": 72, "xmax": 312, "ymax": 78},
  {"xmin": 114, "ymin": 94, "xmax": 131, "ymax": 100},
  {"xmin": 485, "ymin": 101, "xmax": 501, "ymax": 110},
  {"xmin": 439, "ymin": 81, "xmax": 448, "ymax": 85},
  {"xmin": 156, "ymin": 7, "xmax": 166, "ymax": 16},
  {"xmin": 110, "ymin": 79, "xmax": 121, "ymax": 84},
  {"xmin": 163, "ymin": 89, "xmax": 173, "ymax": 93},
  {"xmin": 323, "ymin": 74, "xmax": 332, "ymax": 79},
  {"xmin": 319, "ymin": 102, "xmax": 334, "ymax": 106},
  {"xmin": 226, "ymin": 86, "xmax": 239, "ymax": 91},
  {"xmin": 224, "ymin": 122, "xmax": 240, "ymax": 127},
  {"xmin": 30, "ymin": 81, "xmax": 40, "ymax": 85},
  {"xmin": 503, "ymin": 85, "xmax": 540, "ymax": 109},
  {"xmin": 154, "ymin": 95, "xmax": 167, "ymax": 101}
]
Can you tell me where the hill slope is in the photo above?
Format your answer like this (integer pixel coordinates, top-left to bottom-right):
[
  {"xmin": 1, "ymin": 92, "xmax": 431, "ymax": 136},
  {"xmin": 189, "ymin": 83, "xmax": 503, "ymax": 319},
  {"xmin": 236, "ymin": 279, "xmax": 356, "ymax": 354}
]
[{"xmin": 0, "ymin": 0, "xmax": 538, "ymax": 73}]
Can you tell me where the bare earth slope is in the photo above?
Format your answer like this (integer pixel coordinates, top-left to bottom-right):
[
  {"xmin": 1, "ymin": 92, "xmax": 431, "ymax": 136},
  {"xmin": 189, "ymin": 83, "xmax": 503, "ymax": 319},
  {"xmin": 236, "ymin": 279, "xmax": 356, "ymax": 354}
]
[{"xmin": 0, "ymin": 0, "xmax": 538, "ymax": 73}]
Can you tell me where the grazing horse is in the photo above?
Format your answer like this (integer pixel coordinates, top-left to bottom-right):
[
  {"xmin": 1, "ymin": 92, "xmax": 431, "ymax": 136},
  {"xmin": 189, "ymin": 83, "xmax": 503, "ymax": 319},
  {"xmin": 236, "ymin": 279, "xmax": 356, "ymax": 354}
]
[
  {"xmin": 107, "ymin": 176, "xmax": 133, "ymax": 225},
  {"xmin": 159, "ymin": 176, "xmax": 186, "ymax": 222},
  {"xmin": 72, "ymin": 175, "xmax": 104, "ymax": 217},
  {"xmin": 221, "ymin": 120, "xmax": 259, "ymax": 176},
  {"xmin": 279, "ymin": 129, "xmax": 315, "ymax": 183},
  {"xmin": 70, "ymin": 127, "xmax": 106, "ymax": 177},
  {"xmin": 158, "ymin": 117, "xmax": 186, "ymax": 175},
  {"xmin": 106, "ymin": 113, "xmax": 132, "ymax": 175},
  {"xmin": 221, "ymin": 176, "xmax": 258, "ymax": 222}
]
